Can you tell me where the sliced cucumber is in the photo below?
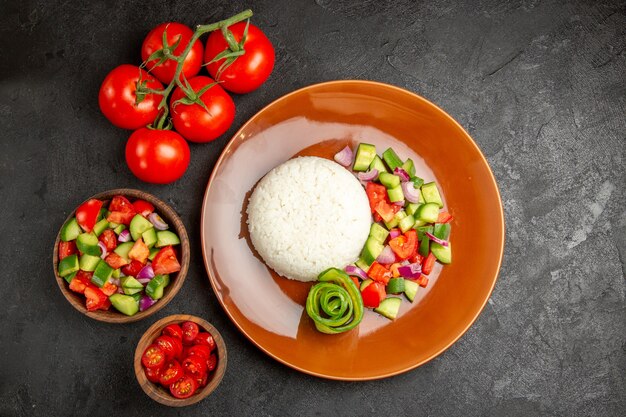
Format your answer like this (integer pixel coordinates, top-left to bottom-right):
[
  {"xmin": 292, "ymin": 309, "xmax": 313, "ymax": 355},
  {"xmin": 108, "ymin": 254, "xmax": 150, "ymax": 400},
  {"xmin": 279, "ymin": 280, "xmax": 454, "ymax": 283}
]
[
  {"xmin": 421, "ymin": 182, "xmax": 443, "ymax": 208},
  {"xmin": 387, "ymin": 278, "xmax": 405, "ymax": 294},
  {"xmin": 58, "ymin": 254, "xmax": 79, "ymax": 278},
  {"xmin": 109, "ymin": 294, "xmax": 139, "ymax": 316},
  {"xmin": 384, "ymin": 210, "xmax": 406, "ymax": 230},
  {"xmin": 93, "ymin": 218, "xmax": 109, "ymax": 237},
  {"xmin": 360, "ymin": 278, "xmax": 374, "ymax": 291},
  {"xmin": 353, "ymin": 143, "xmax": 377, "ymax": 172},
  {"xmin": 382, "ymin": 148, "xmax": 403, "ymax": 171},
  {"xmin": 387, "ymin": 184, "xmax": 404, "ymax": 203},
  {"xmin": 79, "ymin": 254, "xmax": 101, "ymax": 272},
  {"xmin": 60, "ymin": 218, "xmax": 82, "ymax": 242},
  {"xmin": 76, "ymin": 233, "xmax": 101, "ymax": 256},
  {"xmin": 142, "ymin": 228, "xmax": 158, "ymax": 248},
  {"xmin": 63, "ymin": 271, "xmax": 77, "ymax": 284},
  {"xmin": 369, "ymin": 155, "xmax": 388, "ymax": 174},
  {"xmin": 398, "ymin": 214, "xmax": 415, "ymax": 233},
  {"xmin": 91, "ymin": 260, "xmax": 114, "ymax": 288},
  {"xmin": 121, "ymin": 276, "xmax": 144, "ymax": 295},
  {"xmin": 114, "ymin": 242, "xmax": 134, "ymax": 261},
  {"xmin": 129, "ymin": 214, "xmax": 154, "ymax": 241},
  {"xmin": 431, "ymin": 242, "xmax": 452, "ymax": 264},
  {"xmin": 406, "ymin": 203, "xmax": 420, "ymax": 217},
  {"xmin": 401, "ymin": 158, "xmax": 416, "ymax": 176},
  {"xmin": 360, "ymin": 237, "xmax": 384, "ymax": 265},
  {"xmin": 379, "ymin": 172, "xmax": 400, "ymax": 189},
  {"xmin": 415, "ymin": 202, "xmax": 439, "ymax": 223},
  {"xmin": 404, "ymin": 279, "xmax": 419, "ymax": 302},
  {"xmin": 148, "ymin": 246, "xmax": 160, "ymax": 261},
  {"xmin": 374, "ymin": 297, "xmax": 402, "ymax": 320},
  {"xmin": 156, "ymin": 230, "xmax": 180, "ymax": 247},
  {"xmin": 369, "ymin": 223, "xmax": 389, "ymax": 243}
]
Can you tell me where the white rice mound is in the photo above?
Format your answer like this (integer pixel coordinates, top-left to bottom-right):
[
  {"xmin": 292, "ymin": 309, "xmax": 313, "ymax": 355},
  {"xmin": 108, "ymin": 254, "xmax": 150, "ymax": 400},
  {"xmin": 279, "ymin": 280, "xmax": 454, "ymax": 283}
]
[{"xmin": 247, "ymin": 156, "xmax": 371, "ymax": 282}]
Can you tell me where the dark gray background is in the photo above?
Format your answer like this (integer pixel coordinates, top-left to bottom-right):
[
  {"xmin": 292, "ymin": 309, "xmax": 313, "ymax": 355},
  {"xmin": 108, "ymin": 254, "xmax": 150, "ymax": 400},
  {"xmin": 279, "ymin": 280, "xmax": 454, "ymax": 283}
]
[{"xmin": 1, "ymin": 0, "xmax": 624, "ymax": 416}]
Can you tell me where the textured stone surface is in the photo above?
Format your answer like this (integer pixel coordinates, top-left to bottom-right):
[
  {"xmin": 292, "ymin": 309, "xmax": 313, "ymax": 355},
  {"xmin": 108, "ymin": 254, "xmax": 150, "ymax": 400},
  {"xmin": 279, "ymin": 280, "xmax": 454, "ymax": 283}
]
[{"xmin": 1, "ymin": 0, "xmax": 624, "ymax": 416}]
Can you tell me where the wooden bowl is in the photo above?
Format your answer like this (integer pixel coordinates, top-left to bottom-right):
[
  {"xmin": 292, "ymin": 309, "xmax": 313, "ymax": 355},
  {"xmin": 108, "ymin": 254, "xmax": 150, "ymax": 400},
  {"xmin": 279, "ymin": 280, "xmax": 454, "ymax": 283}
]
[
  {"xmin": 134, "ymin": 314, "xmax": 227, "ymax": 407},
  {"xmin": 52, "ymin": 188, "xmax": 190, "ymax": 323}
]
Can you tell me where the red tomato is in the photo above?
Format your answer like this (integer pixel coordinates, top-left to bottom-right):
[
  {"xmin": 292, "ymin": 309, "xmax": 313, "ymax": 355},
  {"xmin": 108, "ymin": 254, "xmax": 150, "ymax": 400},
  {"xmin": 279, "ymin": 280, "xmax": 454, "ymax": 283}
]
[
  {"xmin": 181, "ymin": 321, "xmax": 199, "ymax": 345},
  {"xmin": 104, "ymin": 253, "xmax": 128, "ymax": 269},
  {"xmin": 84, "ymin": 287, "xmax": 111, "ymax": 311},
  {"xmin": 128, "ymin": 238, "xmax": 150, "ymax": 263},
  {"xmin": 121, "ymin": 260, "xmax": 145, "ymax": 277},
  {"xmin": 58, "ymin": 241, "xmax": 77, "ymax": 260},
  {"xmin": 182, "ymin": 355, "xmax": 207, "ymax": 377},
  {"xmin": 195, "ymin": 372, "xmax": 208, "ymax": 388},
  {"xmin": 98, "ymin": 64, "xmax": 163, "ymax": 130},
  {"xmin": 422, "ymin": 252, "xmax": 436, "ymax": 276},
  {"xmin": 144, "ymin": 366, "xmax": 161, "ymax": 383},
  {"xmin": 206, "ymin": 354, "xmax": 217, "ymax": 372},
  {"xmin": 68, "ymin": 271, "xmax": 94, "ymax": 294},
  {"xmin": 107, "ymin": 195, "xmax": 137, "ymax": 225},
  {"xmin": 389, "ymin": 230, "xmax": 418, "ymax": 260},
  {"xmin": 142, "ymin": 344, "xmax": 166, "ymax": 369},
  {"xmin": 158, "ymin": 359, "xmax": 184, "ymax": 386},
  {"xmin": 155, "ymin": 335, "xmax": 179, "ymax": 361},
  {"xmin": 365, "ymin": 183, "xmax": 387, "ymax": 214},
  {"xmin": 169, "ymin": 76, "xmax": 235, "ymax": 143},
  {"xmin": 367, "ymin": 261, "xmax": 392, "ymax": 285},
  {"xmin": 98, "ymin": 230, "xmax": 118, "ymax": 251},
  {"xmin": 187, "ymin": 345, "xmax": 212, "ymax": 361},
  {"xmin": 125, "ymin": 128, "xmax": 190, "ymax": 184},
  {"xmin": 360, "ymin": 282, "xmax": 386, "ymax": 308},
  {"xmin": 204, "ymin": 22, "xmax": 275, "ymax": 94},
  {"xmin": 152, "ymin": 246, "xmax": 181, "ymax": 275},
  {"xmin": 75, "ymin": 199, "xmax": 103, "ymax": 233},
  {"xmin": 141, "ymin": 22, "xmax": 203, "ymax": 84},
  {"xmin": 162, "ymin": 323, "xmax": 183, "ymax": 340},
  {"xmin": 132, "ymin": 199, "xmax": 155, "ymax": 217},
  {"xmin": 194, "ymin": 332, "xmax": 215, "ymax": 351},
  {"xmin": 100, "ymin": 282, "xmax": 118, "ymax": 296},
  {"xmin": 170, "ymin": 375, "xmax": 197, "ymax": 399}
]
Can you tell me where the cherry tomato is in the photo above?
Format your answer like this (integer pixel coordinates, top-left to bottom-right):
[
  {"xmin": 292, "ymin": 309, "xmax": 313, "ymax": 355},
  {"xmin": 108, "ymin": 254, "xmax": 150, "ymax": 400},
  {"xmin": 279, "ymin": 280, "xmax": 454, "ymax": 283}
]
[
  {"xmin": 144, "ymin": 366, "xmax": 162, "ymax": 384},
  {"xmin": 142, "ymin": 344, "xmax": 166, "ymax": 369},
  {"xmin": 182, "ymin": 355, "xmax": 207, "ymax": 377},
  {"xmin": 132, "ymin": 199, "xmax": 155, "ymax": 217},
  {"xmin": 187, "ymin": 345, "xmax": 212, "ymax": 361},
  {"xmin": 206, "ymin": 354, "xmax": 217, "ymax": 372},
  {"xmin": 125, "ymin": 128, "xmax": 190, "ymax": 184},
  {"xmin": 162, "ymin": 324, "xmax": 183, "ymax": 340},
  {"xmin": 121, "ymin": 260, "xmax": 145, "ymax": 277},
  {"xmin": 204, "ymin": 22, "xmax": 275, "ymax": 94},
  {"xmin": 98, "ymin": 230, "xmax": 118, "ymax": 252},
  {"xmin": 194, "ymin": 332, "xmax": 215, "ymax": 351},
  {"xmin": 169, "ymin": 76, "xmax": 235, "ymax": 143},
  {"xmin": 170, "ymin": 375, "xmax": 197, "ymax": 399},
  {"xmin": 58, "ymin": 241, "xmax": 77, "ymax": 261},
  {"xmin": 98, "ymin": 64, "xmax": 163, "ymax": 130},
  {"xmin": 152, "ymin": 246, "xmax": 181, "ymax": 275},
  {"xmin": 158, "ymin": 359, "xmax": 184, "ymax": 386},
  {"xmin": 141, "ymin": 22, "xmax": 203, "ymax": 84},
  {"xmin": 181, "ymin": 321, "xmax": 199, "ymax": 345},
  {"xmin": 195, "ymin": 372, "xmax": 208, "ymax": 388},
  {"xmin": 75, "ymin": 199, "xmax": 103, "ymax": 233},
  {"xmin": 154, "ymin": 335, "xmax": 179, "ymax": 361}
]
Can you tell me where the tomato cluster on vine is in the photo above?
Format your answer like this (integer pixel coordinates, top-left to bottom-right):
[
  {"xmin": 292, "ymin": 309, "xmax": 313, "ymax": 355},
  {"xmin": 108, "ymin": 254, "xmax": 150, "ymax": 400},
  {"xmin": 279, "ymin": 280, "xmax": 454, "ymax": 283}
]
[{"xmin": 98, "ymin": 10, "xmax": 274, "ymax": 184}]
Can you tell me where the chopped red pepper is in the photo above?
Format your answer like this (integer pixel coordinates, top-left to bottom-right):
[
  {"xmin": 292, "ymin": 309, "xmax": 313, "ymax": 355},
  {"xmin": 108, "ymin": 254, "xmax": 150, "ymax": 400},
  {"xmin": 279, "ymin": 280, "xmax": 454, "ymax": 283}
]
[
  {"xmin": 389, "ymin": 229, "xmax": 417, "ymax": 260},
  {"xmin": 422, "ymin": 252, "xmax": 436, "ymax": 275},
  {"xmin": 437, "ymin": 211, "xmax": 453, "ymax": 224},
  {"xmin": 367, "ymin": 261, "xmax": 392, "ymax": 285}
]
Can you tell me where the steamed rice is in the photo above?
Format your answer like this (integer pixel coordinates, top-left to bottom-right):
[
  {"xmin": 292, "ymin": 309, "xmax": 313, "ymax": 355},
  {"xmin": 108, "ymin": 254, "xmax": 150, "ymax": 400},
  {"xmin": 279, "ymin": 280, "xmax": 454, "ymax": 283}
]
[{"xmin": 247, "ymin": 156, "xmax": 371, "ymax": 282}]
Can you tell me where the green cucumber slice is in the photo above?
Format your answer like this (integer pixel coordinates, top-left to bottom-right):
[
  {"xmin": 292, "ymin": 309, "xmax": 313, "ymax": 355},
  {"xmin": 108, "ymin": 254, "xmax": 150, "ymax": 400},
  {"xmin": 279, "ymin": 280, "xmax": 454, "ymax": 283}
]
[
  {"xmin": 387, "ymin": 184, "xmax": 404, "ymax": 202},
  {"xmin": 156, "ymin": 230, "xmax": 180, "ymax": 247},
  {"xmin": 148, "ymin": 247, "xmax": 160, "ymax": 261},
  {"xmin": 93, "ymin": 218, "xmax": 109, "ymax": 237},
  {"xmin": 374, "ymin": 297, "xmax": 402, "ymax": 320},
  {"xmin": 398, "ymin": 214, "xmax": 415, "ymax": 233},
  {"xmin": 64, "ymin": 271, "xmax": 78, "ymax": 284},
  {"xmin": 382, "ymin": 148, "xmax": 403, "ymax": 171},
  {"xmin": 58, "ymin": 254, "xmax": 79, "ymax": 278},
  {"xmin": 404, "ymin": 279, "xmax": 419, "ymax": 302},
  {"xmin": 369, "ymin": 155, "xmax": 388, "ymax": 174},
  {"xmin": 415, "ymin": 203, "xmax": 439, "ymax": 223},
  {"xmin": 76, "ymin": 233, "xmax": 101, "ymax": 257},
  {"xmin": 379, "ymin": 172, "xmax": 400, "ymax": 189},
  {"xmin": 121, "ymin": 276, "xmax": 144, "ymax": 295},
  {"xmin": 60, "ymin": 218, "xmax": 82, "ymax": 242},
  {"xmin": 360, "ymin": 237, "xmax": 384, "ymax": 265},
  {"xmin": 360, "ymin": 278, "xmax": 374, "ymax": 291},
  {"xmin": 369, "ymin": 223, "xmax": 389, "ymax": 243},
  {"xmin": 79, "ymin": 254, "xmax": 101, "ymax": 272},
  {"xmin": 353, "ymin": 143, "xmax": 377, "ymax": 172},
  {"xmin": 401, "ymin": 158, "xmax": 416, "ymax": 176},
  {"xmin": 114, "ymin": 242, "xmax": 134, "ymax": 262},
  {"xmin": 421, "ymin": 182, "xmax": 443, "ymax": 208},
  {"xmin": 431, "ymin": 242, "xmax": 452, "ymax": 264},
  {"xmin": 109, "ymin": 294, "xmax": 139, "ymax": 316},
  {"xmin": 142, "ymin": 228, "xmax": 158, "ymax": 248},
  {"xmin": 129, "ymin": 214, "xmax": 154, "ymax": 241},
  {"xmin": 91, "ymin": 260, "xmax": 114, "ymax": 288},
  {"xmin": 387, "ymin": 278, "xmax": 405, "ymax": 294}
]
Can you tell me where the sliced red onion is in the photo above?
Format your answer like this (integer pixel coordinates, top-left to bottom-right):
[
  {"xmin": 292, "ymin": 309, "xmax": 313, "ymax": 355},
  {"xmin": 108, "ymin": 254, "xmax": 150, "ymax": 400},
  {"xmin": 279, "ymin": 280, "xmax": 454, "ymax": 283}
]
[
  {"xmin": 401, "ymin": 181, "xmax": 421, "ymax": 203},
  {"xmin": 118, "ymin": 229, "xmax": 131, "ymax": 242},
  {"xmin": 98, "ymin": 241, "xmax": 108, "ymax": 259},
  {"xmin": 139, "ymin": 295, "xmax": 157, "ymax": 311},
  {"xmin": 425, "ymin": 232, "xmax": 449, "ymax": 246},
  {"xmin": 137, "ymin": 264, "xmax": 155, "ymax": 280},
  {"xmin": 376, "ymin": 245, "xmax": 395, "ymax": 264},
  {"xmin": 389, "ymin": 229, "xmax": 401, "ymax": 239},
  {"xmin": 398, "ymin": 262, "xmax": 422, "ymax": 278},
  {"xmin": 344, "ymin": 265, "xmax": 368, "ymax": 280},
  {"xmin": 148, "ymin": 212, "xmax": 168, "ymax": 230},
  {"xmin": 394, "ymin": 167, "xmax": 410, "ymax": 181},
  {"xmin": 393, "ymin": 200, "xmax": 405, "ymax": 206},
  {"xmin": 108, "ymin": 277, "xmax": 121, "ymax": 286},
  {"xmin": 357, "ymin": 169, "xmax": 378, "ymax": 181},
  {"xmin": 333, "ymin": 145, "xmax": 353, "ymax": 167},
  {"xmin": 137, "ymin": 277, "xmax": 152, "ymax": 285}
]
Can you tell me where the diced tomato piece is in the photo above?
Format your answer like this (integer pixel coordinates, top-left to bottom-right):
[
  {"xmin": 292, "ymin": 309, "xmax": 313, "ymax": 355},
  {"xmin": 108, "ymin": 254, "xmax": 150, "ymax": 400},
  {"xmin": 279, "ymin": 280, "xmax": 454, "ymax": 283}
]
[
  {"xmin": 98, "ymin": 229, "xmax": 118, "ymax": 251},
  {"xmin": 76, "ymin": 199, "xmax": 103, "ymax": 233},
  {"xmin": 121, "ymin": 260, "xmax": 145, "ymax": 277},
  {"xmin": 374, "ymin": 200, "xmax": 395, "ymax": 223},
  {"xmin": 162, "ymin": 324, "xmax": 183, "ymax": 340},
  {"xmin": 361, "ymin": 281, "xmax": 382, "ymax": 308},
  {"xmin": 101, "ymin": 281, "xmax": 118, "ymax": 296},
  {"xmin": 422, "ymin": 252, "xmax": 436, "ymax": 275},
  {"xmin": 106, "ymin": 211, "xmax": 135, "ymax": 226},
  {"xmin": 68, "ymin": 271, "xmax": 94, "ymax": 294},
  {"xmin": 58, "ymin": 241, "xmax": 77, "ymax": 260},
  {"xmin": 367, "ymin": 261, "xmax": 392, "ymax": 285},
  {"xmin": 128, "ymin": 238, "xmax": 150, "ymax": 263},
  {"xmin": 418, "ymin": 276, "xmax": 430, "ymax": 287},
  {"xmin": 365, "ymin": 182, "xmax": 387, "ymax": 213},
  {"xmin": 132, "ymin": 199, "xmax": 155, "ymax": 217},
  {"xmin": 84, "ymin": 286, "xmax": 111, "ymax": 311},
  {"xmin": 104, "ymin": 252, "xmax": 128, "ymax": 269},
  {"xmin": 194, "ymin": 332, "xmax": 216, "ymax": 351},
  {"xmin": 187, "ymin": 345, "xmax": 212, "ymax": 361},
  {"xmin": 153, "ymin": 246, "xmax": 181, "ymax": 275},
  {"xmin": 389, "ymin": 230, "xmax": 417, "ymax": 260},
  {"xmin": 109, "ymin": 195, "xmax": 135, "ymax": 213},
  {"xmin": 437, "ymin": 211, "xmax": 453, "ymax": 223},
  {"xmin": 409, "ymin": 253, "xmax": 424, "ymax": 265},
  {"xmin": 206, "ymin": 354, "xmax": 217, "ymax": 372},
  {"xmin": 373, "ymin": 212, "xmax": 382, "ymax": 222},
  {"xmin": 390, "ymin": 263, "xmax": 401, "ymax": 278}
]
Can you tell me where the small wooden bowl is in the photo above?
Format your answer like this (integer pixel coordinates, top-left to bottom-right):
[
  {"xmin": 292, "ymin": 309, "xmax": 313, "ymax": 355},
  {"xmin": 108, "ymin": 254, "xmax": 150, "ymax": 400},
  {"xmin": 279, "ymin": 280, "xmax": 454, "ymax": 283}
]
[
  {"xmin": 134, "ymin": 314, "xmax": 227, "ymax": 407},
  {"xmin": 52, "ymin": 188, "xmax": 190, "ymax": 323}
]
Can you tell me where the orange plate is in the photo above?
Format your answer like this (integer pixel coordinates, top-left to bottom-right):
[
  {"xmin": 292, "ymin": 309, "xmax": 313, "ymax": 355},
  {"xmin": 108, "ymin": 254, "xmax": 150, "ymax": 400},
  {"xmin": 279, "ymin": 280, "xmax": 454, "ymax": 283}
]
[{"xmin": 200, "ymin": 80, "xmax": 504, "ymax": 380}]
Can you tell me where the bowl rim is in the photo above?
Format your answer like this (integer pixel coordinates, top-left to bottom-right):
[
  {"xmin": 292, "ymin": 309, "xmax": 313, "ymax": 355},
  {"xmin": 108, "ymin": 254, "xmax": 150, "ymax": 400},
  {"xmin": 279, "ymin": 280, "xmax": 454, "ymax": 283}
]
[
  {"xmin": 133, "ymin": 314, "xmax": 227, "ymax": 407},
  {"xmin": 52, "ymin": 188, "xmax": 190, "ymax": 323},
  {"xmin": 200, "ymin": 80, "xmax": 505, "ymax": 380}
]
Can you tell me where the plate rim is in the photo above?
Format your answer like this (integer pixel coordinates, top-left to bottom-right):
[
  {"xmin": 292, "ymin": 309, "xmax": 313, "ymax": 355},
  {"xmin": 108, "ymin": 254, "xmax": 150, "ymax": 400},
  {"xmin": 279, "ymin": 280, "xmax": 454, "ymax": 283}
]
[{"xmin": 200, "ymin": 79, "xmax": 505, "ymax": 380}]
